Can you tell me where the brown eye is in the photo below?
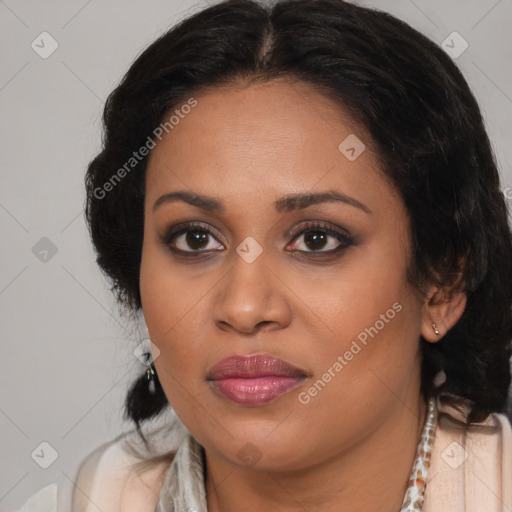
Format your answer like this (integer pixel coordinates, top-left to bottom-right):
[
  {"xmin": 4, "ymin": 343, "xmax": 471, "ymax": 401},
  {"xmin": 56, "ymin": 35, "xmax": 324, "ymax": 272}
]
[
  {"xmin": 182, "ymin": 230, "xmax": 210, "ymax": 250},
  {"xmin": 170, "ymin": 229, "xmax": 224, "ymax": 252},
  {"xmin": 160, "ymin": 220, "xmax": 353, "ymax": 260},
  {"xmin": 302, "ymin": 231, "xmax": 329, "ymax": 251},
  {"xmin": 161, "ymin": 222, "xmax": 225, "ymax": 254},
  {"xmin": 288, "ymin": 221, "xmax": 353, "ymax": 257}
]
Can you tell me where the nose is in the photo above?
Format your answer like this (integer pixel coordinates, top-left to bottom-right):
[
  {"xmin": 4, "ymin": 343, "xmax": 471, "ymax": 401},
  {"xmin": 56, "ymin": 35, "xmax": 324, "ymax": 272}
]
[{"xmin": 211, "ymin": 252, "xmax": 292, "ymax": 336}]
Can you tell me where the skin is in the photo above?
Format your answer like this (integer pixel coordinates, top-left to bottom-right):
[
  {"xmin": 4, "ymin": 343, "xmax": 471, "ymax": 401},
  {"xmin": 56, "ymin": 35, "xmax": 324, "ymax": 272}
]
[{"xmin": 140, "ymin": 78, "xmax": 466, "ymax": 512}]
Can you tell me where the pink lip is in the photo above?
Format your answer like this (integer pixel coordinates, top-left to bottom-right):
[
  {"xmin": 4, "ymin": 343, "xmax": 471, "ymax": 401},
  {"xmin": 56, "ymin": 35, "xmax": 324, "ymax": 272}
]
[{"xmin": 207, "ymin": 353, "xmax": 308, "ymax": 406}]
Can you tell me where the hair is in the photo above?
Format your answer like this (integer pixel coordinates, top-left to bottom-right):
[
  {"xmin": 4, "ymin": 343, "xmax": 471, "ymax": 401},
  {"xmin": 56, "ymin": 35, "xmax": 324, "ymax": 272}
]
[{"xmin": 84, "ymin": 0, "xmax": 512, "ymax": 443}]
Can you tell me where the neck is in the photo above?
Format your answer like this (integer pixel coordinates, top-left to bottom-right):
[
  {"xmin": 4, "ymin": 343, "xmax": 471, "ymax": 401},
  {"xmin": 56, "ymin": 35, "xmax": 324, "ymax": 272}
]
[{"xmin": 204, "ymin": 394, "xmax": 428, "ymax": 512}]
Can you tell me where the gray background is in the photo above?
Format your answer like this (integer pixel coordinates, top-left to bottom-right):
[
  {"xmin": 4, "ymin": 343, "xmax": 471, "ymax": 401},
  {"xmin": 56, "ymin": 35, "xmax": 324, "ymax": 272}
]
[{"xmin": 1, "ymin": 0, "xmax": 511, "ymax": 509}]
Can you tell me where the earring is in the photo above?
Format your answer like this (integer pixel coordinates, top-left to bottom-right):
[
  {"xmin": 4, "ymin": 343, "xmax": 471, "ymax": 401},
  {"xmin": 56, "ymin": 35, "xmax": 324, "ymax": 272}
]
[
  {"xmin": 145, "ymin": 348, "xmax": 157, "ymax": 394},
  {"xmin": 146, "ymin": 362, "xmax": 156, "ymax": 381},
  {"xmin": 432, "ymin": 322, "xmax": 440, "ymax": 335}
]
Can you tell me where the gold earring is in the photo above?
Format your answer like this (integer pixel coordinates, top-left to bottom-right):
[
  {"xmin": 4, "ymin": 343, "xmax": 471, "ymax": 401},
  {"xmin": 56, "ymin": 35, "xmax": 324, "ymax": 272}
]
[{"xmin": 432, "ymin": 322, "xmax": 439, "ymax": 335}]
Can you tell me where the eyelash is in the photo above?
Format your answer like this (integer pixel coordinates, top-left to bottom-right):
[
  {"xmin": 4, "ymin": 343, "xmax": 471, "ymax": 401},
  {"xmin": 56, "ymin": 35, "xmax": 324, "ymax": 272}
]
[{"xmin": 160, "ymin": 221, "xmax": 354, "ymax": 261}]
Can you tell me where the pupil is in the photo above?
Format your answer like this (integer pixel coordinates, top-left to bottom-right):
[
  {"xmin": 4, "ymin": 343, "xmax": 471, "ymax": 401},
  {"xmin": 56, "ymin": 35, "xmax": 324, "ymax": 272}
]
[
  {"xmin": 305, "ymin": 232, "xmax": 326, "ymax": 250},
  {"xmin": 187, "ymin": 230, "xmax": 208, "ymax": 249}
]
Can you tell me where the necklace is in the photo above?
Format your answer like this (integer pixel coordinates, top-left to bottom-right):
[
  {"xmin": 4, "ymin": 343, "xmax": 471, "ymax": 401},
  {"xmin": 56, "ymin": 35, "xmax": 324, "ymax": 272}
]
[{"xmin": 400, "ymin": 396, "xmax": 438, "ymax": 511}]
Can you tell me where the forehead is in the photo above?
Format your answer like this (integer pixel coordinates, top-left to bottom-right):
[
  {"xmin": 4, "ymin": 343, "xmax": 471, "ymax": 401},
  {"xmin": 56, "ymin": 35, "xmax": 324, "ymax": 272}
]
[{"xmin": 144, "ymin": 79, "xmax": 397, "ymax": 214}]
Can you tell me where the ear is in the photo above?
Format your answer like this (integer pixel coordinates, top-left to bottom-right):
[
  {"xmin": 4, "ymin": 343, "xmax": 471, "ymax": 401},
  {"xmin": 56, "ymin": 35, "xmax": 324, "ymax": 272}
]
[{"xmin": 420, "ymin": 286, "xmax": 467, "ymax": 342}]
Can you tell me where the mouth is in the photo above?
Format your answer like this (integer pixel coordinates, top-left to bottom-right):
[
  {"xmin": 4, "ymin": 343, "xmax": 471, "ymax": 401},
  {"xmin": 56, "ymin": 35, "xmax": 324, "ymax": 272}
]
[{"xmin": 206, "ymin": 353, "xmax": 308, "ymax": 406}]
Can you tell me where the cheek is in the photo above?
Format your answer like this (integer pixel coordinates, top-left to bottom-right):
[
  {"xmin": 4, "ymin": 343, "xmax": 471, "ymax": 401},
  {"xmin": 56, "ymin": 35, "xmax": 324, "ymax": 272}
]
[
  {"xmin": 298, "ymin": 236, "xmax": 422, "ymax": 404},
  {"xmin": 304, "ymin": 236, "xmax": 417, "ymax": 353},
  {"xmin": 140, "ymin": 274, "xmax": 208, "ymax": 366},
  {"xmin": 140, "ymin": 265, "xmax": 209, "ymax": 424},
  {"xmin": 311, "ymin": 286, "xmax": 420, "ymax": 400},
  {"xmin": 139, "ymin": 241, "xmax": 215, "ymax": 396},
  {"xmin": 140, "ymin": 233, "xmax": 204, "ymax": 336},
  {"xmin": 291, "ymin": 284, "xmax": 421, "ymax": 454},
  {"xmin": 140, "ymin": 245, "xmax": 184, "ymax": 356}
]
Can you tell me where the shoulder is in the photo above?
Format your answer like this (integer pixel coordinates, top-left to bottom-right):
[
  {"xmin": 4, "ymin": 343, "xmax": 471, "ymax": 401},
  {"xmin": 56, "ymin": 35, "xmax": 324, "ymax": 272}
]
[
  {"xmin": 424, "ymin": 395, "xmax": 512, "ymax": 512},
  {"xmin": 14, "ymin": 433, "xmax": 176, "ymax": 512},
  {"xmin": 72, "ymin": 418, "xmax": 188, "ymax": 512},
  {"xmin": 15, "ymin": 414, "xmax": 189, "ymax": 512},
  {"xmin": 71, "ymin": 434, "xmax": 168, "ymax": 512}
]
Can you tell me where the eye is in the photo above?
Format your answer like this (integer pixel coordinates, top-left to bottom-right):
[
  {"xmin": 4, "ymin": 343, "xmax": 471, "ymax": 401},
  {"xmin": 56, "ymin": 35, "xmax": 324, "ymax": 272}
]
[
  {"xmin": 160, "ymin": 222, "xmax": 224, "ymax": 255},
  {"xmin": 287, "ymin": 221, "xmax": 353, "ymax": 257},
  {"xmin": 159, "ymin": 220, "xmax": 353, "ymax": 259}
]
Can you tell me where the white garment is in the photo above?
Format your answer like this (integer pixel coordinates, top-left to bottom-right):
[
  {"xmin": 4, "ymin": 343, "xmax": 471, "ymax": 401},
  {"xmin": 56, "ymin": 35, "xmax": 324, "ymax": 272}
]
[{"xmin": 12, "ymin": 396, "xmax": 512, "ymax": 512}]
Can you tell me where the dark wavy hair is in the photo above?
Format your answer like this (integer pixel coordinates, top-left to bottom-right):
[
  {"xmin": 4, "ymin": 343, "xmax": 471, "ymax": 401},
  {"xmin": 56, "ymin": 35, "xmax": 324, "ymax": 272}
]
[{"xmin": 84, "ymin": 0, "xmax": 512, "ymax": 438}]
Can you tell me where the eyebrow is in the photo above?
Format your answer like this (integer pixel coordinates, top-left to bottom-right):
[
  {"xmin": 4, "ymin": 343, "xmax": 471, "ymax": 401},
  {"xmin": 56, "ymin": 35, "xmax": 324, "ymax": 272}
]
[{"xmin": 153, "ymin": 189, "xmax": 372, "ymax": 214}]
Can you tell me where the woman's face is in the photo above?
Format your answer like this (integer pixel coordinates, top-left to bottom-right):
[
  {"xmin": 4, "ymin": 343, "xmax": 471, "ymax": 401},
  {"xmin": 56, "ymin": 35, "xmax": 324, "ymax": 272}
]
[{"xmin": 140, "ymin": 79, "xmax": 426, "ymax": 471}]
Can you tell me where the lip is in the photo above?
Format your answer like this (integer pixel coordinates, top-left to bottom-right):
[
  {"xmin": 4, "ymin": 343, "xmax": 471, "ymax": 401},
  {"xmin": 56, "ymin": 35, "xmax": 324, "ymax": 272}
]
[{"xmin": 207, "ymin": 353, "xmax": 308, "ymax": 406}]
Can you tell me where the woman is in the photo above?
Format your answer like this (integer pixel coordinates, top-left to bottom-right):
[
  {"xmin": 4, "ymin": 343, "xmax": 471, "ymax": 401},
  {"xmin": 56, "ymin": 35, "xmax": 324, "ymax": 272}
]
[{"xmin": 16, "ymin": 0, "xmax": 512, "ymax": 510}]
